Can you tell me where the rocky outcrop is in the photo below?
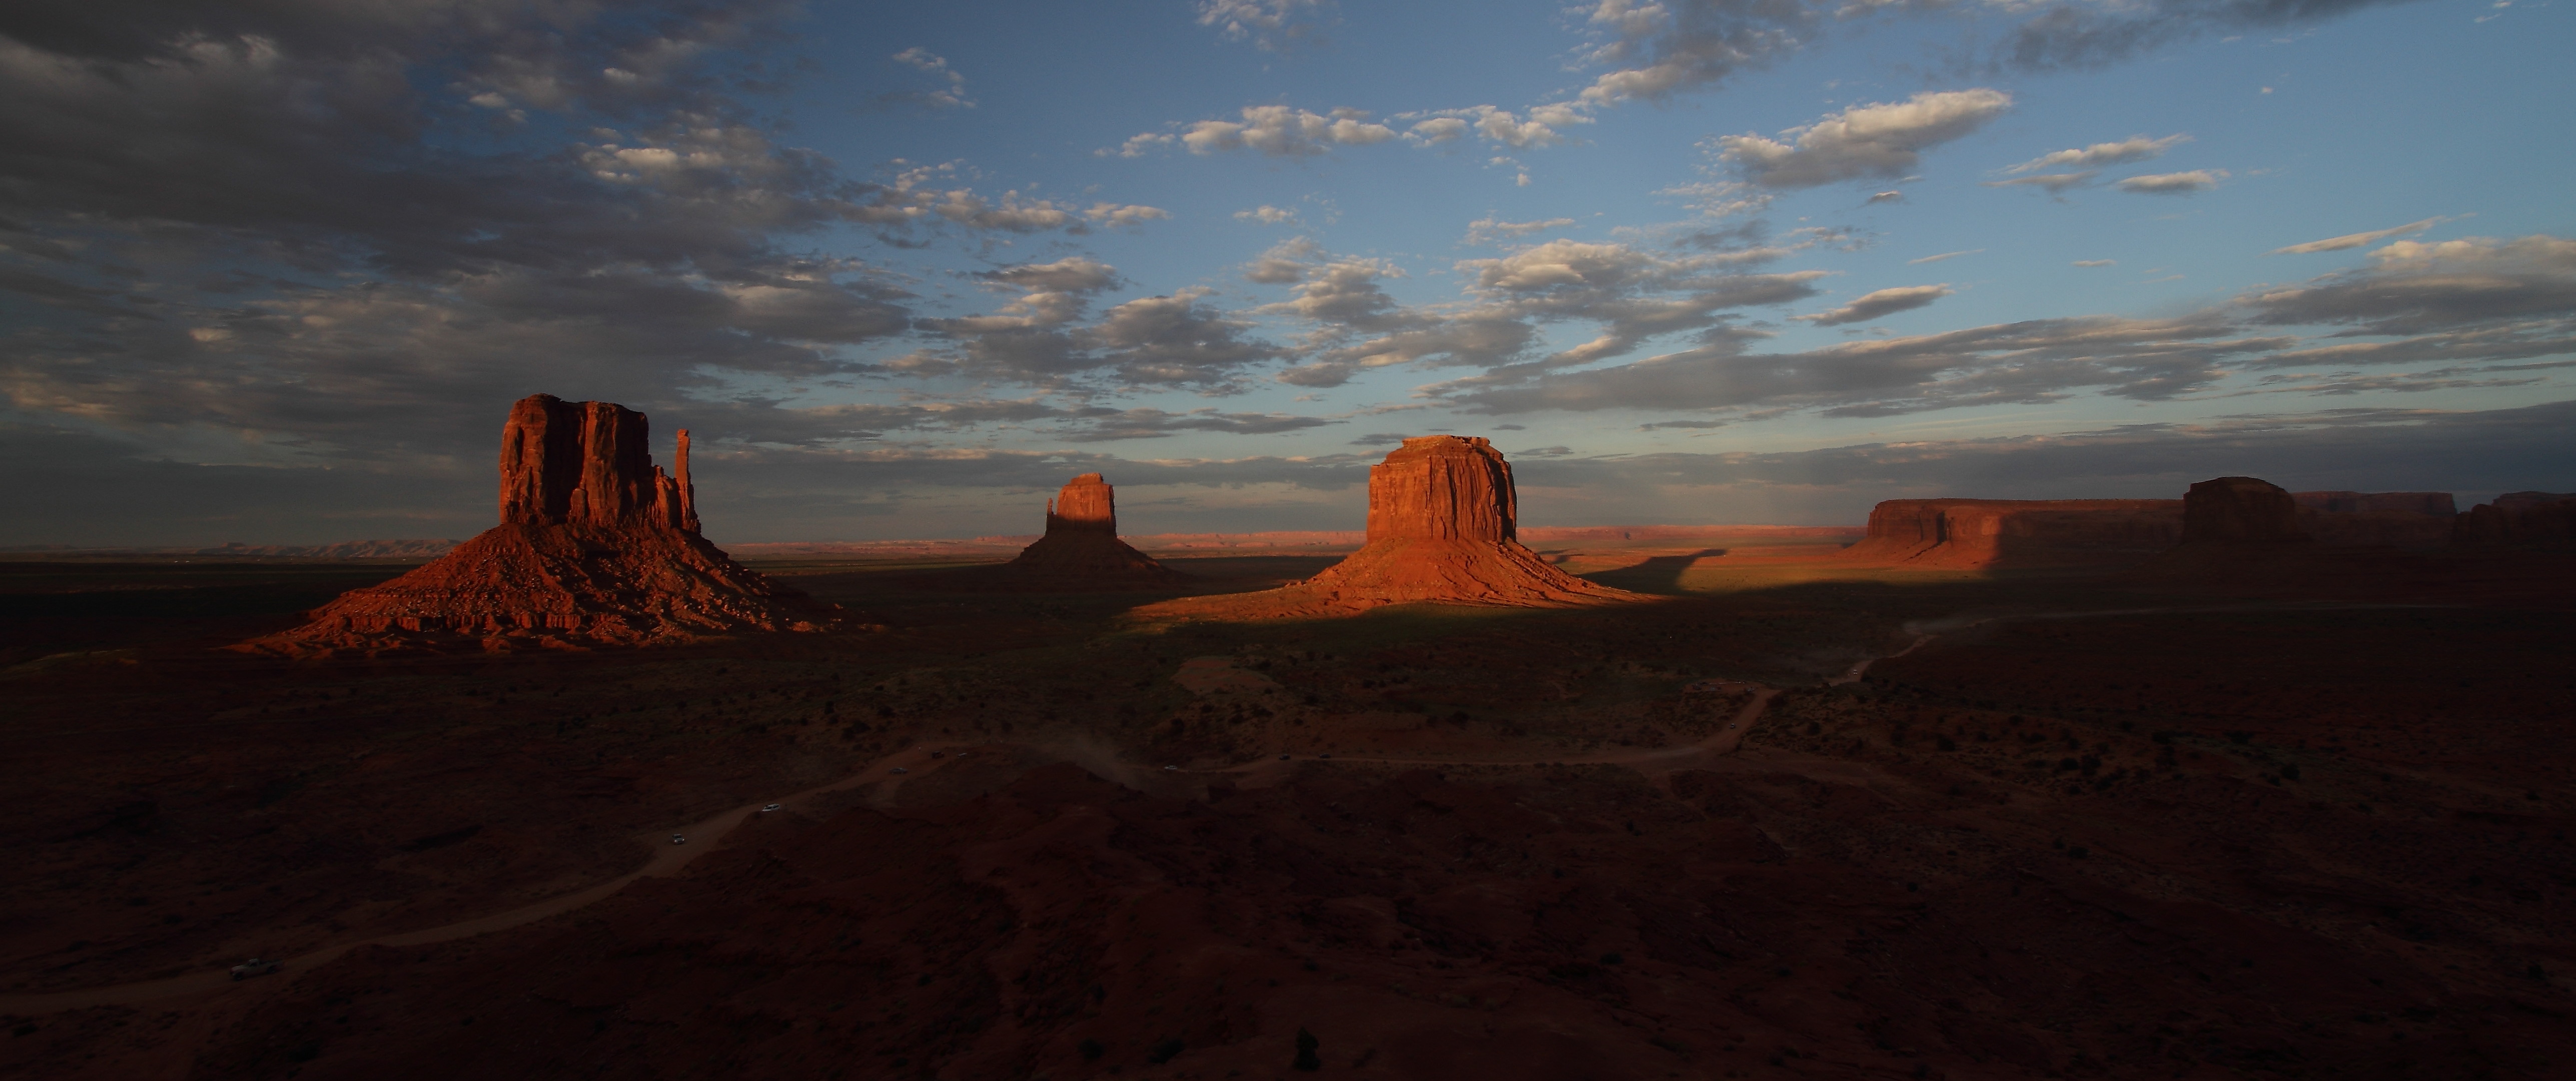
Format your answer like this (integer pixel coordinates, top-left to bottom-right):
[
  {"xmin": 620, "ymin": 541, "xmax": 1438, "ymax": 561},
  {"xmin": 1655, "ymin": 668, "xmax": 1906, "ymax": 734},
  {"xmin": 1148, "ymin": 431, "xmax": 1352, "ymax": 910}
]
[
  {"xmin": 1841, "ymin": 499, "xmax": 2183, "ymax": 569},
  {"xmin": 2453, "ymin": 492, "xmax": 2576, "ymax": 548},
  {"xmin": 2292, "ymin": 491, "xmax": 2457, "ymax": 549},
  {"xmin": 2182, "ymin": 477, "xmax": 2309, "ymax": 543},
  {"xmin": 239, "ymin": 395, "xmax": 843, "ymax": 656},
  {"xmin": 1140, "ymin": 436, "xmax": 1640, "ymax": 619}
]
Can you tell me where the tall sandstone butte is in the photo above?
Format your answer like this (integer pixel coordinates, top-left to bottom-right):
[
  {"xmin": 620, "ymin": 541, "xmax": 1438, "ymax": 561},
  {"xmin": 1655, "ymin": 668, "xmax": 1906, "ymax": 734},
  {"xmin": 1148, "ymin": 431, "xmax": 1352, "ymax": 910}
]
[
  {"xmin": 240, "ymin": 395, "xmax": 843, "ymax": 656},
  {"xmin": 1142, "ymin": 436, "xmax": 1639, "ymax": 619},
  {"xmin": 994, "ymin": 473, "xmax": 1190, "ymax": 586}
]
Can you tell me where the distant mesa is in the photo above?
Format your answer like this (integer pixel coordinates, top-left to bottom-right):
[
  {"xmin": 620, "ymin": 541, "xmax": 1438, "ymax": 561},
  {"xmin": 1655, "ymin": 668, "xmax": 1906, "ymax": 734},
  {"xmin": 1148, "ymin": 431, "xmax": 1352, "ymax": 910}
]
[
  {"xmin": 2181, "ymin": 476, "xmax": 2310, "ymax": 544},
  {"xmin": 1840, "ymin": 498, "xmax": 2182, "ymax": 570},
  {"xmin": 2454, "ymin": 491, "xmax": 2576, "ymax": 548},
  {"xmin": 237, "ymin": 394, "xmax": 846, "ymax": 657},
  {"xmin": 1141, "ymin": 435, "xmax": 1641, "ymax": 620},
  {"xmin": 2293, "ymin": 490, "xmax": 2456, "ymax": 549},
  {"xmin": 909, "ymin": 473, "xmax": 1192, "ymax": 592}
]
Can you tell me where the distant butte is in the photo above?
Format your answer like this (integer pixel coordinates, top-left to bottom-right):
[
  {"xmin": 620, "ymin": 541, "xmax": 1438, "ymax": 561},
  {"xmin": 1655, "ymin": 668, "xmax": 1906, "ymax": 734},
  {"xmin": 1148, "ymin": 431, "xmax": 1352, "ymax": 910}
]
[
  {"xmin": 1141, "ymin": 435, "xmax": 1641, "ymax": 619},
  {"xmin": 237, "ymin": 394, "xmax": 846, "ymax": 657},
  {"xmin": 909, "ymin": 473, "xmax": 1192, "ymax": 591},
  {"xmin": 1840, "ymin": 498, "xmax": 2183, "ymax": 570}
]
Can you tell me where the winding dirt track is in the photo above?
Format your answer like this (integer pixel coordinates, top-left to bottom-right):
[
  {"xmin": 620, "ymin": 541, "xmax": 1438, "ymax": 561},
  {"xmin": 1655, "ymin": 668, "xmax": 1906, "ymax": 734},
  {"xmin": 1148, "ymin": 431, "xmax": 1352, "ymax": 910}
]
[{"xmin": 0, "ymin": 601, "xmax": 2425, "ymax": 1016}]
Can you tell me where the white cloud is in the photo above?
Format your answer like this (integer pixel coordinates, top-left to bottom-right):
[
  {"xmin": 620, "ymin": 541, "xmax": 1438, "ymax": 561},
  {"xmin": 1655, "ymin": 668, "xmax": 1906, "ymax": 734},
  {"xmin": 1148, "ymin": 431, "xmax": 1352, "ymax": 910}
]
[
  {"xmin": 1793, "ymin": 285, "xmax": 1954, "ymax": 326},
  {"xmin": 1983, "ymin": 171, "xmax": 2097, "ymax": 194},
  {"xmin": 886, "ymin": 47, "xmax": 974, "ymax": 110},
  {"xmin": 1908, "ymin": 250, "xmax": 1983, "ymax": 265},
  {"xmin": 1866, "ymin": 190, "xmax": 1904, "ymax": 205},
  {"xmin": 1085, "ymin": 203, "xmax": 1171, "ymax": 229},
  {"xmin": 1235, "ymin": 205, "xmax": 1300, "ymax": 225},
  {"xmin": 1407, "ymin": 117, "xmax": 1469, "ymax": 144},
  {"xmin": 1171, "ymin": 106, "xmax": 1397, "ymax": 156},
  {"xmin": 2074, "ymin": 259, "xmax": 2117, "ymax": 267},
  {"xmin": 2004, "ymin": 134, "xmax": 2187, "ymax": 173},
  {"xmin": 1197, "ymin": 0, "xmax": 1334, "ymax": 51},
  {"xmin": 1410, "ymin": 105, "xmax": 1593, "ymax": 149},
  {"xmin": 2116, "ymin": 170, "xmax": 2227, "ymax": 195},
  {"xmin": 2268, "ymin": 216, "xmax": 2449, "ymax": 255},
  {"xmin": 1463, "ymin": 217, "xmax": 1577, "ymax": 245},
  {"xmin": 1715, "ymin": 90, "xmax": 2014, "ymax": 189}
]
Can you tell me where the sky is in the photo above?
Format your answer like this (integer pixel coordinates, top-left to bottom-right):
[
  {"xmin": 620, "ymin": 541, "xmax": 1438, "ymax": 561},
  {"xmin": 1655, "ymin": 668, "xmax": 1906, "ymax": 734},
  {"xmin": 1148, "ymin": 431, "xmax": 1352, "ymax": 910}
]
[{"xmin": 2, "ymin": 0, "xmax": 2570, "ymax": 546}]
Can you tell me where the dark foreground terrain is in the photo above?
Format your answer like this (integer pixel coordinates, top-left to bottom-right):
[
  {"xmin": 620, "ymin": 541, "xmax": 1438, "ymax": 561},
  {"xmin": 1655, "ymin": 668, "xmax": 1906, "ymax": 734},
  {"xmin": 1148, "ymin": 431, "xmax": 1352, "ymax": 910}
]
[{"xmin": 1, "ymin": 538, "xmax": 2571, "ymax": 1079}]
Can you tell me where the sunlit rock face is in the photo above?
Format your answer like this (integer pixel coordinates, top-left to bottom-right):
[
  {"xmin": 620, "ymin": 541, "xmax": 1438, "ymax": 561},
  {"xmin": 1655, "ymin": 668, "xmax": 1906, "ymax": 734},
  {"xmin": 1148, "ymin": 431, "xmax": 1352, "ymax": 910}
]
[
  {"xmin": 1141, "ymin": 436, "xmax": 1641, "ymax": 620},
  {"xmin": 498, "ymin": 394, "xmax": 698, "ymax": 533},
  {"xmin": 239, "ymin": 395, "xmax": 842, "ymax": 657}
]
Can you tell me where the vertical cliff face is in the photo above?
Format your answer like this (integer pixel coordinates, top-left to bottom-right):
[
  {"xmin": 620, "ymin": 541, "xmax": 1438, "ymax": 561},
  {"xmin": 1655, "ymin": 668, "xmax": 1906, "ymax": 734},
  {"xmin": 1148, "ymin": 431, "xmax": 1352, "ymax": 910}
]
[
  {"xmin": 1044, "ymin": 473, "xmax": 1119, "ymax": 535},
  {"xmin": 1139, "ymin": 435, "xmax": 1638, "ymax": 620},
  {"xmin": 497, "ymin": 395, "xmax": 696, "ymax": 533},
  {"xmin": 2183, "ymin": 477, "xmax": 2309, "ymax": 543},
  {"xmin": 985, "ymin": 474, "xmax": 1187, "ymax": 587},
  {"xmin": 1365, "ymin": 437, "xmax": 1516, "ymax": 543},
  {"xmin": 240, "ymin": 395, "xmax": 839, "ymax": 657}
]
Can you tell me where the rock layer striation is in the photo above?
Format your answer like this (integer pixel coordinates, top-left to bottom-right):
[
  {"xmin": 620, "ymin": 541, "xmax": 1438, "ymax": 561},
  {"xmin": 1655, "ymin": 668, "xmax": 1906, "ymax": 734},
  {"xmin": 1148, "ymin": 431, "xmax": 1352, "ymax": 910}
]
[
  {"xmin": 1142, "ymin": 436, "xmax": 1639, "ymax": 619},
  {"xmin": 241, "ymin": 395, "xmax": 842, "ymax": 656}
]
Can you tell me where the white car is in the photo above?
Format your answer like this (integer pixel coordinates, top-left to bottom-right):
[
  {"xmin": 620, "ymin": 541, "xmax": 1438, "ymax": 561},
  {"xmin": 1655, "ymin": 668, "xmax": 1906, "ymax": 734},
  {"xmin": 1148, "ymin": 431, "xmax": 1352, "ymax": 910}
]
[
  {"xmin": 670, "ymin": 834, "xmax": 686, "ymax": 844},
  {"xmin": 1163, "ymin": 765, "xmax": 1178, "ymax": 771},
  {"xmin": 760, "ymin": 803, "xmax": 781, "ymax": 813},
  {"xmin": 229, "ymin": 958, "xmax": 283, "ymax": 980}
]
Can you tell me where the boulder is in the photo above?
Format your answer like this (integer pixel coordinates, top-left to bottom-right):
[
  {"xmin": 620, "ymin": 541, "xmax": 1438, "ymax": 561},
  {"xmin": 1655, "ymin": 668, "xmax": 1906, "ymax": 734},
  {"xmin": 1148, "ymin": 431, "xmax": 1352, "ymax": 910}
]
[
  {"xmin": 1841, "ymin": 499, "xmax": 2183, "ymax": 569},
  {"xmin": 1140, "ymin": 436, "xmax": 1640, "ymax": 619},
  {"xmin": 238, "ymin": 395, "xmax": 844, "ymax": 656}
]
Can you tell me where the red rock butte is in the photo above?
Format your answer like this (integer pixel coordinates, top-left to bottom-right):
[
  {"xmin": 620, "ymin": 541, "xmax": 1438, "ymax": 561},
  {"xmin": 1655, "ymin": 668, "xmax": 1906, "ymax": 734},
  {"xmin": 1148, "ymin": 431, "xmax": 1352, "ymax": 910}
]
[
  {"xmin": 1841, "ymin": 499, "xmax": 2184, "ymax": 569},
  {"xmin": 996, "ymin": 474, "xmax": 1191, "ymax": 587},
  {"xmin": 1141, "ymin": 436, "xmax": 1640, "ymax": 620},
  {"xmin": 239, "ymin": 394, "xmax": 844, "ymax": 656},
  {"xmin": 2453, "ymin": 491, "xmax": 2576, "ymax": 548}
]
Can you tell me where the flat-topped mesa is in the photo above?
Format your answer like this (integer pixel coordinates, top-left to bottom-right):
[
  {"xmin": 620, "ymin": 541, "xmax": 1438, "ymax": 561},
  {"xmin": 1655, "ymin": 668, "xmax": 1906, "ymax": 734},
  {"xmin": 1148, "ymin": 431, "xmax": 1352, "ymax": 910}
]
[
  {"xmin": 2453, "ymin": 491, "xmax": 2576, "ymax": 548},
  {"xmin": 498, "ymin": 394, "xmax": 696, "ymax": 532},
  {"xmin": 237, "ymin": 394, "xmax": 841, "ymax": 657},
  {"xmin": 2292, "ymin": 490, "xmax": 2457, "ymax": 549},
  {"xmin": 2183, "ymin": 476, "xmax": 2309, "ymax": 544},
  {"xmin": 1842, "ymin": 498, "xmax": 2183, "ymax": 569},
  {"xmin": 1137, "ymin": 435, "xmax": 1640, "ymax": 619}
]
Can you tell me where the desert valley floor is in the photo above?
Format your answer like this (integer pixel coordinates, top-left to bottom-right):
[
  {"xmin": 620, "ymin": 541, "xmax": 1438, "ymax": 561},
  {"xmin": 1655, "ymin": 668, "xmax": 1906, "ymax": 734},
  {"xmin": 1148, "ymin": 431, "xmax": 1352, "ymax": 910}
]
[{"xmin": 2, "ymin": 532, "xmax": 2571, "ymax": 1080}]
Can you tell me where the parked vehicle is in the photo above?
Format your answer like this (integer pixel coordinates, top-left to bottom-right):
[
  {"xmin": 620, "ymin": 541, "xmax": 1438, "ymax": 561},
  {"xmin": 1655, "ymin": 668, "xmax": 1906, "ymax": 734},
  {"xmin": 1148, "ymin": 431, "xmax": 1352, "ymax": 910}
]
[
  {"xmin": 760, "ymin": 803, "xmax": 781, "ymax": 813},
  {"xmin": 670, "ymin": 834, "xmax": 686, "ymax": 844},
  {"xmin": 230, "ymin": 958, "xmax": 283, "ymax": 980}
]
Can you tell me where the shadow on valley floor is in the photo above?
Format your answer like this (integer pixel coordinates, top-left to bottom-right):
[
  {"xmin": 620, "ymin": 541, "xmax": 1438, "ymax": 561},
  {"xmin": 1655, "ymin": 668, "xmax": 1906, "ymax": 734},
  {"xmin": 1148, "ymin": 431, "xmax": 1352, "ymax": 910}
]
[{"xmin": 1, "ymin": 546, "xmax": 2571, "ymax": 1079}]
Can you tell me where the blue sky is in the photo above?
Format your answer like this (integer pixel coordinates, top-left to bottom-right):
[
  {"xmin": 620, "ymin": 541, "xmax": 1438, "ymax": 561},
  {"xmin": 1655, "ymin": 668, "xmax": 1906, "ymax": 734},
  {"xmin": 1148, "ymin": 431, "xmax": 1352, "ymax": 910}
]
[{"xmin": 2, "ymin": 0, "xmax": 2569, "ymax": 544}]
